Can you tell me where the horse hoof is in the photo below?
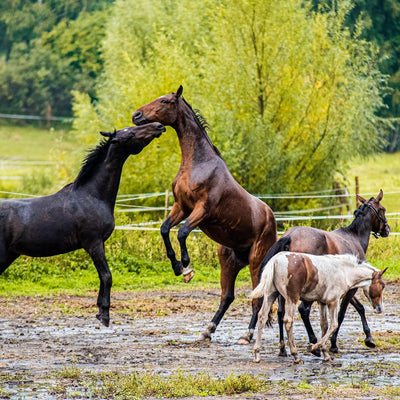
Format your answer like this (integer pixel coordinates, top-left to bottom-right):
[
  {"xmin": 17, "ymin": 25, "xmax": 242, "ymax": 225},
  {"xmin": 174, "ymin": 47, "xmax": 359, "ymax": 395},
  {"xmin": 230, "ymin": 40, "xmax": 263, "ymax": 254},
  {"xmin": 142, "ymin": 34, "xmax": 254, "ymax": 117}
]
[
  {"xmin": 237, "ymin": 336, "xmax": 251, "ymax": 345},
  {"xmin": 278, "ymin": 349, "xmax": 287, "ymax": 357},
  {"xmin": 96, "ymin": 313, "xmax": 110, "ymax": 327},
  {"xmin": 308, "ymin": 343, "xmax": 322, "ymax": 357},
  {"xmin": 311, "ymin": 348, "xmax": 322, "ymax": 357},
  {"xmin": 365, "ymin": 338, "xmax": 376, "ymax": 348},
  {"xmin": 329, "ymin": 346, "xmax": 339, "ymax": 354},
  {"xmin": 197, "ymin": 334, "xmax": 211, "ymax": 342},
  {"xmin": 183, "ymin": 268, "xmax": 195, "ymax": 283}
]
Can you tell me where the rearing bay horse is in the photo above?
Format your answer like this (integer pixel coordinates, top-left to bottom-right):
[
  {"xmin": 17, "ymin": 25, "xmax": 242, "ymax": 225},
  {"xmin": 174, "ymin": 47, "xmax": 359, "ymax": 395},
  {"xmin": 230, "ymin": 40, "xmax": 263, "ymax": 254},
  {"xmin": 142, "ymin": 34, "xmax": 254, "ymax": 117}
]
[
  {"xmin": 132, "ymin": 86, "xmax": 277, "ymax": 342},
  {"xmin": 259, "ymin": 190, "xmax": 390, "ymax": 355}
]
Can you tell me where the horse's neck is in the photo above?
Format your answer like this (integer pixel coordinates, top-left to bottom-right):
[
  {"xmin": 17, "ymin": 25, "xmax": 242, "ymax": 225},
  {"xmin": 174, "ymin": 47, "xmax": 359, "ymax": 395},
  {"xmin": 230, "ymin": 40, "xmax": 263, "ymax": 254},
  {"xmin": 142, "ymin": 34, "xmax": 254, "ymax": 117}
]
[
  {"xmin": 83, "ymin": 148, "xmax": 128, "ymax": 209},
  {"xmin": 345, "ymin": 264, "xmax": 374, "ymax": 289},
  {"xmin": 174, "ymin": 110, "xmax": 217, "ymax": 166},
  {"xmin": 342, "ymin": 214, "xmax": 373, "ymax": 253}
]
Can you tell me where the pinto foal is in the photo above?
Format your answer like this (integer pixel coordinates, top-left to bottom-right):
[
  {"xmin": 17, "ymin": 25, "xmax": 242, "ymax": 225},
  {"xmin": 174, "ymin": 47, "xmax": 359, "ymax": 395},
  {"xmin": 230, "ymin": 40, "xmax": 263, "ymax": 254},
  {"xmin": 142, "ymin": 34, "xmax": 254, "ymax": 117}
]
[{"xmin": 251, "ymin": 252, "xmax": 387, "ymax": 364}]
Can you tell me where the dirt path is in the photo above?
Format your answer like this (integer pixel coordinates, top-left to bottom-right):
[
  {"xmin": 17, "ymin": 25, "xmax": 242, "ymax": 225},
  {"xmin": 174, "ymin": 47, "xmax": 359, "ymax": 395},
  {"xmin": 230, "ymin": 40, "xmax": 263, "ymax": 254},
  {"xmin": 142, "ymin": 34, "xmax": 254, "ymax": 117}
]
[{"xmin": 0, "ymin": 284, "xmax": 399, "ymax": 398}]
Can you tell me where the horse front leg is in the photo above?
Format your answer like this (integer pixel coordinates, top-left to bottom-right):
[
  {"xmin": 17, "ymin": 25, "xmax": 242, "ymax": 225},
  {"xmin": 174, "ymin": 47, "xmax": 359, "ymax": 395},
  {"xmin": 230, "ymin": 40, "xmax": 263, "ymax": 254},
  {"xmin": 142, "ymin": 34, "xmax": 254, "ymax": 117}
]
[
  {"xmin": 176, "ymin": 202, "xmax": 208, "ymax": 283},
  {"xmin": 86, "ymin": 242, "xmax": 112, "ymax": 327},
  {"xmin": 160, "ymin": 203, "xmax": 186, "ymax": 277},
  {"xmin": 330, "ymin": 288, "xmax": 374, "ymax": 352},
  {"xmin": 199, "ymin": 246, "xmax": 243, "ymax": 341},
  {"xmin": 312, "ymin": 301, "xmax": 339, "ymax": 362},
  {"xmin": 351, "ymin": 294, "xmax": 375, "ymax": 349}
]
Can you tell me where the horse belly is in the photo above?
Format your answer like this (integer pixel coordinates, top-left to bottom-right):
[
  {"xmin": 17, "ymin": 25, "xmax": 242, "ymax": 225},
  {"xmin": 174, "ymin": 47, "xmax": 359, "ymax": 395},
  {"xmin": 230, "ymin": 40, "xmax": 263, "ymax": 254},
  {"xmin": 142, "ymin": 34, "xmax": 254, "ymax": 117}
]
[
  {"xmin": 199, "ymin": 222, "xmax": 254, "ymax": 249},
  {"xmin": 11, "ymin": 224, "xmax": 80, "ymax": 257}
]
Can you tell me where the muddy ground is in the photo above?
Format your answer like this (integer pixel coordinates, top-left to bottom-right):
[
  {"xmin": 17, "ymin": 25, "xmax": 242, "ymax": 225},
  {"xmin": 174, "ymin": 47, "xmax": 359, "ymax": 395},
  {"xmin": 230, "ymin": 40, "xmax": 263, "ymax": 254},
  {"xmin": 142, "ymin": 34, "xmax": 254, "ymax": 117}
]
[{"xmin": 0, "ymin": 283, "xmax": 399, "ymax": 399}]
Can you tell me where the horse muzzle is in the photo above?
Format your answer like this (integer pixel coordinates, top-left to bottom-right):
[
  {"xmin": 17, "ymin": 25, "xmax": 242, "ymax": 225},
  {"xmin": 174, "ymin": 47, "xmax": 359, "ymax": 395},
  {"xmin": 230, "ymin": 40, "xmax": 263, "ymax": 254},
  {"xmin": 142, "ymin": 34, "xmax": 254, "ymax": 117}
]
[
  {"xmin": 375, "ymin": 304, "xmax": 383, "ymax": 314},
  {"xmin": 381, "ymin": 224, "xmax": 390, "ymax": 238},
  {"xmin": 132, "ymin": 111, "xmax": 147, "ymax": 125}
]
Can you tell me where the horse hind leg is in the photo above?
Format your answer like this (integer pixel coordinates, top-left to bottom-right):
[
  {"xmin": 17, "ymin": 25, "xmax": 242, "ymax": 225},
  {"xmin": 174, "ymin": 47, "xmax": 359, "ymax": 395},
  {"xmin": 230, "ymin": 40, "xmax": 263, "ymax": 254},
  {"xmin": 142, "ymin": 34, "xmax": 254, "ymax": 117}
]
[
  {"xmin": 254, "ymin": 292, "xmax": 278, "ymax": 363},
  {"xmin": 198, "ymin": 246, "xmax": 244, "ymax": 341},
  {"xmin": 284, "ymin": 301, "xmax": 302, "ymax": 364}
]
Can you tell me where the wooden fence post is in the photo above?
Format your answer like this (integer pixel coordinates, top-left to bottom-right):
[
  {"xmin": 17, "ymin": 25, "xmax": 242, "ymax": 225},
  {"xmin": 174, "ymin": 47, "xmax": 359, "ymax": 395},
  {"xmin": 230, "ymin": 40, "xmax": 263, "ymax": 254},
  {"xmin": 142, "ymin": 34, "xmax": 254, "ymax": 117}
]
[
  {"xmin": 355, "ymin": 176, "xmax": 359, "ymax": 208},
  {"xmin": 164, "ymin": 189, "xmax": 169, "ymax": 218}
]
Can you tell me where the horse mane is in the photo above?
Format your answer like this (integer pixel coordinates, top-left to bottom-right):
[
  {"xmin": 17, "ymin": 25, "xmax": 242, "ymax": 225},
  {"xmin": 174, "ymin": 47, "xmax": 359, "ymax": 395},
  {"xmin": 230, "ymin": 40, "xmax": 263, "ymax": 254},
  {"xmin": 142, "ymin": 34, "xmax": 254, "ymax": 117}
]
[
  {"xmin": 180, "ymin": 97, "xmax": 222, "ymax": 158},
  {"xmin": 323, "ymin": 253, "xmax": 378, "ymax": 271},
  {"xmin": 74, "ymin": 138, "xmax": 112, "ymax": 187}
]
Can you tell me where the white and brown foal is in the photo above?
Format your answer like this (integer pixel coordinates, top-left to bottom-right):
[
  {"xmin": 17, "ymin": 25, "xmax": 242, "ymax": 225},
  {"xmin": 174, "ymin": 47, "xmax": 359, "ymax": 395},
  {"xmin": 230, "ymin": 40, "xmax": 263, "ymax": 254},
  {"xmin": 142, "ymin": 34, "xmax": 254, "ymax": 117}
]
[{"xmin": 251, "ymin": 252, "xmax": 387, "ymax": 364}]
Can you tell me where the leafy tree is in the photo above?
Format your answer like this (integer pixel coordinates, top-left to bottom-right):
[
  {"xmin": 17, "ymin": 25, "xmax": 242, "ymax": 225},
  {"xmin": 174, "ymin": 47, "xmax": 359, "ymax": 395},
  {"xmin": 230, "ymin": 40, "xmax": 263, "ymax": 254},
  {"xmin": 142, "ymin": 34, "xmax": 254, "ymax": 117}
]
[
  {"xmin": 72, "ymin": 0, "xmax": 387, "ymax": 207},
  {"xmin": 0, "ymin": 4, "xmax": 109, "ymax": 117},
  {"xmin": 314, "ymin": 0, "xmax": 400, "ymax": 151}
]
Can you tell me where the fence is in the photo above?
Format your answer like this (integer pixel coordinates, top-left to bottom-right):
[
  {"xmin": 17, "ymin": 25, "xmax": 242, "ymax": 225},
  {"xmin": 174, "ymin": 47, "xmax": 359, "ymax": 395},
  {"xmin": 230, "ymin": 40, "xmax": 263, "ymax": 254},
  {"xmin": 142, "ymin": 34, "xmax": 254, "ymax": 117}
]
[{"xmin": 1, "ymin": 171, "xmax": 399, "ymax": 233}]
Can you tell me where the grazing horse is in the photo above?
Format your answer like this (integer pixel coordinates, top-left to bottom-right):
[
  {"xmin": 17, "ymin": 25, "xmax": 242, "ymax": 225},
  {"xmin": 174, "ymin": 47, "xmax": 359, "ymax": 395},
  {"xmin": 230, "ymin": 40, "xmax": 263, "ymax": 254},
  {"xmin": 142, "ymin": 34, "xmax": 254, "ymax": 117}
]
[
  {"xmin": 252, "ymin": 252, "xmax": 387, "ymax": 364},
  {"xmin": 258, "ymin": 190, "xmax": 390, "ymax": 355},
  {"xmin": 132, "ymin": 86, "xmax": 277, "ymax": 342},
  {"xmin": 0, "ymin": 123, "xmax": 165, "ymax": 326}
]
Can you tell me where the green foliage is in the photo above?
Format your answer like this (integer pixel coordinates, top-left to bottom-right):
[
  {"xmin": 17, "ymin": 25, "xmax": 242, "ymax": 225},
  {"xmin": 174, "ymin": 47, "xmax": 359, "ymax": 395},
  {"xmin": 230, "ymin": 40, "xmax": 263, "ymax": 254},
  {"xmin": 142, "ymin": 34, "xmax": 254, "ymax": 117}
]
[
  {"xmin": 0, "ymin": 1, "xmax": 111, "ymax": 117},
  {"xmin": 72, "ymin": 0, "xmax": 388, "ymax": 209}
]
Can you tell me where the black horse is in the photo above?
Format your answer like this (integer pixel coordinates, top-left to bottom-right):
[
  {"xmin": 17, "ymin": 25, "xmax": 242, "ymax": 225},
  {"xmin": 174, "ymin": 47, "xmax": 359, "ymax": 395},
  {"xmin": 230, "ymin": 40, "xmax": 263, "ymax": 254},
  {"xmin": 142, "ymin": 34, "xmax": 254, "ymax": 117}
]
[{"xmin": 0, "ymin": 123, "xmax": 165, "ymax": 326}]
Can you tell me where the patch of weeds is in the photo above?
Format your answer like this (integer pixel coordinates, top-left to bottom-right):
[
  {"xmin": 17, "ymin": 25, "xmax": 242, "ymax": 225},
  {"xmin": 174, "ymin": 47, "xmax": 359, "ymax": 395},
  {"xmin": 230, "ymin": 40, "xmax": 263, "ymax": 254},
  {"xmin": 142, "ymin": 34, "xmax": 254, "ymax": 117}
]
[
  {"xmin": 0, "ymin": 386, "xmax": 11, "ymax": 399},
  {"xmin": 58, "ymin": 362, "xmax": 83, "ymax": 379},
  {"xmin": 370, "ymin": 331, "xmax": 400, "ymax": 351},
  {"xmin": 52, "ymin": 368, "xmax": 271, "ymax": 398},
  {"xmin": 382, "ymin": 385, "xmax": 400, "ymax": 398}
]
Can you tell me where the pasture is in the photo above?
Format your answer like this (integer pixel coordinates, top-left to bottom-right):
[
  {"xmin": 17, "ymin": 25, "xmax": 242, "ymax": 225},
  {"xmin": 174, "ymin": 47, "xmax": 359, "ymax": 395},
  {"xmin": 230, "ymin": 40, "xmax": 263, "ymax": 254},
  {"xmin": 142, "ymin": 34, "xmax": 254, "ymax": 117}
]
[{"xmin": 0, "ymin": 124, "xmax": 399, "ymax": 398}]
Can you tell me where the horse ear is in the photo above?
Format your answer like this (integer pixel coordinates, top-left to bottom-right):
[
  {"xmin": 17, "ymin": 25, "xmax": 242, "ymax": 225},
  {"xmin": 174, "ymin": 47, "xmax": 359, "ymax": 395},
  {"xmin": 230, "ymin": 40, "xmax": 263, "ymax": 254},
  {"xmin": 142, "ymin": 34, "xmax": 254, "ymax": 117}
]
[
  {"xmin": 175, "ymin": 85, "xmax": 183, "ymax": 99},
  {"xmin": 100, "ymin": 129, "xmax": 117, "ymax": 139},
  {"xmin": 380, "ymin": 267, "xmax": 388, "ymax": 276},
  {"xmin": 376, "ymin": 189, "xmax": 383, "ymax": 202},
  {"xmin": 357, "ymin": 194, "xmax": 367, "ymax": 204}
]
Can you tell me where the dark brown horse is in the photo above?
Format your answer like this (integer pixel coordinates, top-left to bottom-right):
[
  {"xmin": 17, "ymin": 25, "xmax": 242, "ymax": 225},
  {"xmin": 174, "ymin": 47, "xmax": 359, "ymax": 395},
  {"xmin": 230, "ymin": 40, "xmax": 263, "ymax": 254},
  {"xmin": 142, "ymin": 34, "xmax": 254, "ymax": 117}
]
[
  {"xmin": 259, "ymin": 190, "xmax": 390, "ymax": 355},
  {"xmin": 132, "ymin": 86, "xmax": 277, "ymax": 342}
]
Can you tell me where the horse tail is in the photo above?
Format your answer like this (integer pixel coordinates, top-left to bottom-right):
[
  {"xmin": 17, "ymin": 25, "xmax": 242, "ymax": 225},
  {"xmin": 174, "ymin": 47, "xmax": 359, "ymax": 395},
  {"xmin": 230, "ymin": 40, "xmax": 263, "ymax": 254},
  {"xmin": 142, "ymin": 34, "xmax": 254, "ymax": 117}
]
[
  {"xmin": 251, "ymin": 255, "xmax": 276, "ymax": 299},
  {"xmin": 258, "ymin": 236, "xmax": 291, "ymax": 283}
]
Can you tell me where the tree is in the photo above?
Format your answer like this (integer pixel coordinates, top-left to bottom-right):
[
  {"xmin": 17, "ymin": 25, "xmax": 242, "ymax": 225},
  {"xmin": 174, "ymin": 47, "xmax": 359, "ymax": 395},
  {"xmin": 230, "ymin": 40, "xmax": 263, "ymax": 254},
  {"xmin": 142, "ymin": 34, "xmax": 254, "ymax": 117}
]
[
  {"xmin": 0, "ymin": 4, "xmax": 109, "ymax": 117},
  {"xmin": 72, "ymin": 0, "xmax": 387, "ymax": 207}
]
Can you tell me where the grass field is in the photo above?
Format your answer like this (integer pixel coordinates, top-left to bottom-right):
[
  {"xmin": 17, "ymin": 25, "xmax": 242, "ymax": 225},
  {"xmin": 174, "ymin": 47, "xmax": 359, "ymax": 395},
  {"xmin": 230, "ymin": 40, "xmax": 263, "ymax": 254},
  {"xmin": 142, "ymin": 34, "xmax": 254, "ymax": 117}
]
[{"xmin": 0, "ymin": 124, "xmax": 399, "ymax": 296}]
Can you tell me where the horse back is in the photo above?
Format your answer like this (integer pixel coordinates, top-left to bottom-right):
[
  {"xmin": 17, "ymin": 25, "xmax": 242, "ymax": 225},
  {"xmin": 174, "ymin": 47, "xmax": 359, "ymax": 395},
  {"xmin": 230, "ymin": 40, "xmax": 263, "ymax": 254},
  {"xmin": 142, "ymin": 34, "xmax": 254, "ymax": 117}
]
[{"xmin": 0, "ymin": 188, "xmax": 114, "ymax": 257}]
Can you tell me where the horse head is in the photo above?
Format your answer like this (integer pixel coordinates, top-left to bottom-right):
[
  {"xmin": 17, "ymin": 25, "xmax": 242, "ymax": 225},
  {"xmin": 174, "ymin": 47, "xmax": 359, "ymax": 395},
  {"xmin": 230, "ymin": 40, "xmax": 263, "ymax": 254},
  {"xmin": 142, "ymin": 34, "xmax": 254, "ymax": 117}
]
[
  {"xmin": 132, "ymin": 85, "xmax": 184, "ymax": 127},
  {"xmin": 355, "ymin": 189, "xmax": 390, "ymax": 238},
  {"xmin": 100, "ymin": 123, "xmax": 165, "ymax": 155},
  {"xmin": 363, "ymin": 267, "xmax": 388, "ymax": 314}
]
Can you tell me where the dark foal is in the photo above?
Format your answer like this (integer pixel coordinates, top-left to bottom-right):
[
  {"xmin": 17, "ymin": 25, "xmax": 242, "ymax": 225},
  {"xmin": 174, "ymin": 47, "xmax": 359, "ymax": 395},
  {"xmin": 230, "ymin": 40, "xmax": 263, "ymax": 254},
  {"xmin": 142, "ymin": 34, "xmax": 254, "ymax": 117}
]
[
  {"xmin": 132, "ymin": 86, "xmax": 277, "ymax": 342},
  {"xmin": 0, "ymin": 123, "xmax": 165, "ymax": 326},
  {"xmin": 258, "ymin": 190, "xmax": 390, "ymax": 355}
]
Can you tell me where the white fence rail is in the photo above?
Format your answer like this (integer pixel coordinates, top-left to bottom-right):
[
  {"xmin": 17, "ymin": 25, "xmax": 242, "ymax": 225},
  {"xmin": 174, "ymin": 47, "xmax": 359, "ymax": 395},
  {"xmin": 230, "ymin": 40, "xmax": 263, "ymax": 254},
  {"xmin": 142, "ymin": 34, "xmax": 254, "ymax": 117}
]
[{"xmin": 1, "ymin": 189, "xmax": 399, "ymax": 234}]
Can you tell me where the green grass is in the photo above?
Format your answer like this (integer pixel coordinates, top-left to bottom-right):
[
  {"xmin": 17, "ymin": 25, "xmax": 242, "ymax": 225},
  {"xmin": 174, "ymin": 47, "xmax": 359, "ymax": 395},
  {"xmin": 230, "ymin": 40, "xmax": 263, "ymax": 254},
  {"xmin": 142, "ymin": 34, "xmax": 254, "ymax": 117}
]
[
  {"xmin": 348, "ymin": 152, "xmax": 400, "ymax": 216},
  {"xmin": 0, "ymin": 124, "xmax": 82, "ymax": 195}
]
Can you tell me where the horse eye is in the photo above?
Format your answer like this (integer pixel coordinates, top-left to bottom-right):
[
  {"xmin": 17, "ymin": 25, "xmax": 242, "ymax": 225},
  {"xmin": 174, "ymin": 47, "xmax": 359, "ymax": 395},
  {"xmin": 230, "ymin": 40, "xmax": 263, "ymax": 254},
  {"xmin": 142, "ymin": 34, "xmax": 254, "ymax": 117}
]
[{"xmin": 160, "ymin": 99, "xmax": 169, "ymax": 104}]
